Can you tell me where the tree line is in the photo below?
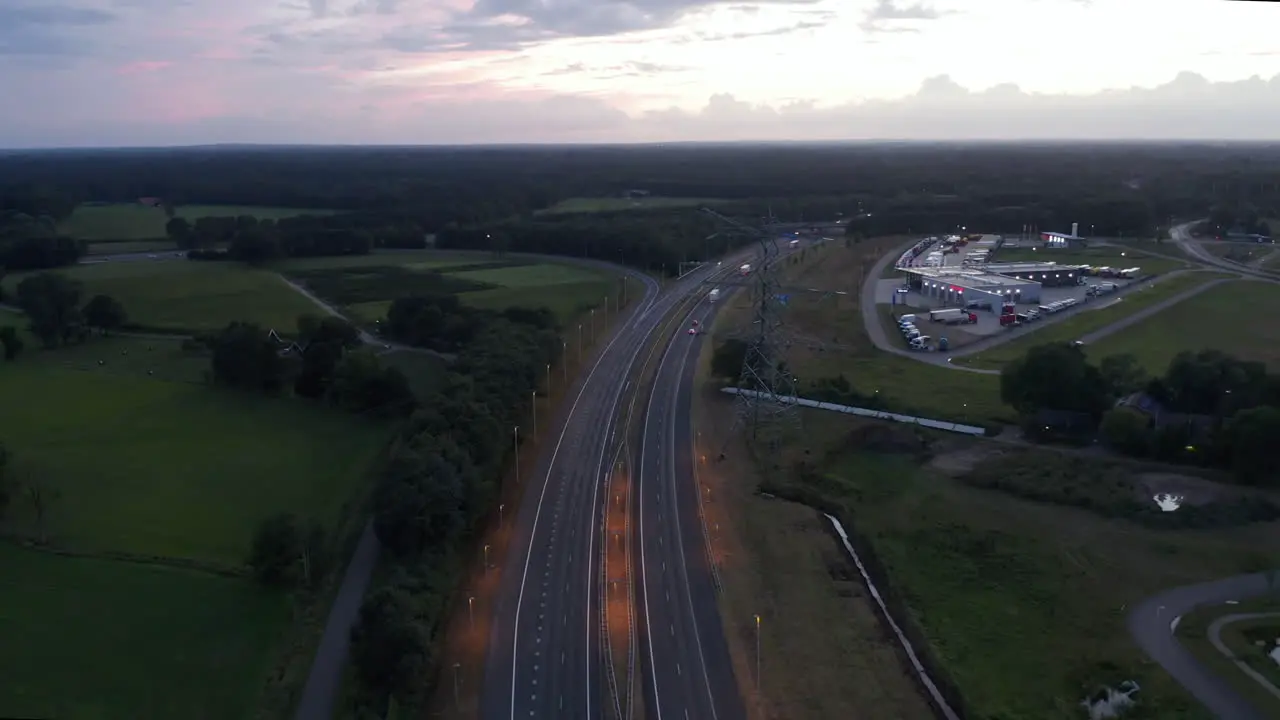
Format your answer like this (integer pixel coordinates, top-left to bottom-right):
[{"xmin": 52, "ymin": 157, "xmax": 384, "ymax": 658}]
[
  {"xmin": 233, "ymin": 291, "xmax": 563, "ymax": 714},
  {"xmin": 175, "ymin": 212, "xmax": 428, "ymax": 263},
  {"xmin": 1002, "ymin": 343, "xmax": 1280, "ymax": 485}
]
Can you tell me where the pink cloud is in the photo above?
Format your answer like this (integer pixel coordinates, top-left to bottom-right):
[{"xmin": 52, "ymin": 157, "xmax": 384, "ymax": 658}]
[{"xmin": 115, "ymin": 61, "xmax": 173, "ymax": 75}]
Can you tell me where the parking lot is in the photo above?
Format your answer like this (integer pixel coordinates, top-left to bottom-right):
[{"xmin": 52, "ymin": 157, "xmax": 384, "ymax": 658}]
[{"xmin": 878, "ymin": 271, "xmax": 1143, "ymax": 350}]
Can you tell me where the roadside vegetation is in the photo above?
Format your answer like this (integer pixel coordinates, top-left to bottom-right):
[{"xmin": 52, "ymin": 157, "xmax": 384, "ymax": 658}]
[{"xmin": 1175, "ymin": 596, "xmax": 1280, "ymax": 718}]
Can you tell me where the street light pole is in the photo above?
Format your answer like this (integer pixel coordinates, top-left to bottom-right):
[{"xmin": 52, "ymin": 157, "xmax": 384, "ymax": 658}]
[
  {"xmin": 577, "ymin": 324, "xmax": 582, "ymax": 363},
  {"xmin": 513, "ymin": 427, "xmax": 520, "ymax": 485},
  {"xmin": 453, "ymin": 662, "xmax": 461, "ymax": 711},
  {"xmin": 562, "ymin": 341, "xmax": 567, "ymax": 383},
  {"xmin": 755, "ymin": 614, "xmax": 761, "ymax": 692},
  {"xmin": 546, "ymin": 363, "xmax": 551, "ymax": 395},
  {"xmin": 590, "ymin": 308, "xmax": 596, "ymax": 344},
  {"xmin": 469, "ymin": 596, "xmax": 475, "ymax": 630},
  {"xmin": 483, "ymin": 544, "xmax": 490, "ymax": 574},
  {"xmin": 532, "ymin": 390, "xmax": 538, "ymax": 436}
]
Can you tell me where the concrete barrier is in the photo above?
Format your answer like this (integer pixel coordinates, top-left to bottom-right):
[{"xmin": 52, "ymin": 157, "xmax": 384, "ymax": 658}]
[{"xmin": 720, "ymin": 388, "xmax": 986, "ymax": 436}]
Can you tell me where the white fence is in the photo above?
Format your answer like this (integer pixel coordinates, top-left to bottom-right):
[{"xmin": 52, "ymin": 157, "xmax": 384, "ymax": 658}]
[
  {"xmin": 825, "ymin": 514, "xmax": 962, "ymax": 720},
  {"xmin": 720, "ymin": 388, "xmax": 986, "ymax": 436}
]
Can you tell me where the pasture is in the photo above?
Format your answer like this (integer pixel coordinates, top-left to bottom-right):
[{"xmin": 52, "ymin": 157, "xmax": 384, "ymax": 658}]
[
  {"xmin": 0, "ymin": 363, "xmax": 390, "ymax": 566},
  {"xmin": 752, "ymin": 414, "xmax": 1278, "ymax": 720},
  {"xmin": 285, "ymin": 258, "xmax": 624, "ymax": 326},
  {"xmin": 58, "ymin": 203, "xmax": 332, "ymax": 240},
  {"xmin": 535, "ymin": 196, "xmax": 725, "ymax": 215},
  {"xmin": 956, "ymin": 271, "xmax": 1230, "ymax": 371},
  {"xmin": 3, "ymin": 260, "xmax": 319, "ymax": 334},
  {"xmin": 1085, "ymin": 280, "xmax": 1280, "ymax": 372},
  {"xmin": 0, "ymin": 543, "xmax": 288, "ymax": 720}
]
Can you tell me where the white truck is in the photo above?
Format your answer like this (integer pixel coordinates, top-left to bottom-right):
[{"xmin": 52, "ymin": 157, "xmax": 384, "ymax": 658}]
[
  {"xmin": 739, "ymin": 263, "xmax": 752, "ymax": 276},
  {"xmin": 789, "ymin": 239, "xmax": 800, "ymax": 249},
  {"xmin": 709, "ymin": 288, "xmax": 721, "ymax": 303},
  {"xmin": 929, "ymin": 308, "xmax": 965, "ymax": 323}
]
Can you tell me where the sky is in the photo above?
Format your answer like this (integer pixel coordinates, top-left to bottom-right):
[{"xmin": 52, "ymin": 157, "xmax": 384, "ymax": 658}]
[{"xmin": 2, "ymin": 0, "xmax": 1280, "ymax": 146}]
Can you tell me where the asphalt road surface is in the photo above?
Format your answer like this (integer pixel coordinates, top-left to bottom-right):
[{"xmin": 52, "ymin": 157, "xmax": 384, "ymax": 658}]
[
  {"xmin": 482, "ymin": 255, "xmax": 755, "ymax": 720},
  {"xmin": 1127, "ymin": 571, "xmax": 1275, "ymax": 720},
  {"xmin": 637, "ymin": 290, "xmax": 746, "ymax": 720}
]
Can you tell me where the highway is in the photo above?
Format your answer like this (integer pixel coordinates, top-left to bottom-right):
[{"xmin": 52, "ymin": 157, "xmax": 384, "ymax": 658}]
[
  {"xmin": 637, "ymin": 288, "xmax": 745, "ymax": 720},
  {"xmin": 481, "ymin": 254, "xmax": 754, "ymax": 720}
]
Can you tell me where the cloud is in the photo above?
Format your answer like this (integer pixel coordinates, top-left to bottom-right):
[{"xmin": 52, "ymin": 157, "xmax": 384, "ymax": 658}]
[
  {"xmin": 0, "ymin": 3, "xmax": 117, "ymax": 56},
  {"xmin": 6, "ymin": 69, "xmax": 1280, "ymax": 147},
  {"xmin": 860, "ymin": 0, "xmax": 948, "ymax": 33}
]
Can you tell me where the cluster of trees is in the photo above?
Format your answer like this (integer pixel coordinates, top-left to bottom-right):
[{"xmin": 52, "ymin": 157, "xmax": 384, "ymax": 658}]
[
  {"xmin": 436, "ymin": 209, "xmax": 742, "ymax": 275},
  {"xmin": 8, "ymin": 272, "xmax": 127, "ymax": 348},
  {"xmin": 175, "ymin": 212, "xmax": 428, "ymax": 263},
  {"xmin": 1, "ymin": 211, "xmax": 86, "ymax": 271},
  {"xmin": 1002, "ymin": 343, "xmax": 1280, "ymax": 485},
  {"xmin": 204, "ymin": 315, "xmax": 415, "ymax": 419},
  {"xmin": 1204, "ymin": 203, "xmax": 1273, "ymax": 237},
  {"xmin": 344, "ymin": 304, "xmax": 562, "ymax": 712},
  {"xmin": 0, "ymin": 443, "xmax": 62, "ymax": 544}
]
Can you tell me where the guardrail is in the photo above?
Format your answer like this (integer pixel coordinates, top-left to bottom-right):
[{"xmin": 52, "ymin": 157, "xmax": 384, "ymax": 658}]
[{"xmin": 719, "ymin": 388, "xmax": 986, "ymax": 436}]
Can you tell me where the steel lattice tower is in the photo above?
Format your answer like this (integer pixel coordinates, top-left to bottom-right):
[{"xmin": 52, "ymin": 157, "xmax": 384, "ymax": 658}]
[{"xmin": 700, "ymin": 208, "xmax": 803, "ymax": 446}]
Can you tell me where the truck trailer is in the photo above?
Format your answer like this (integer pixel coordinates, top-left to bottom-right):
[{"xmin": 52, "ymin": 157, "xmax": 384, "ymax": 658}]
[{"xmin": 709, "ymin": 288, "xmax": 721, "ymax": 303}]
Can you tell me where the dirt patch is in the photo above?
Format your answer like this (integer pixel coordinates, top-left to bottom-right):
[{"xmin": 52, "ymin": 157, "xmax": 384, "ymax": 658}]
[
  {"xmin": 928, "ymin": 445, "xmax": 1000, "ymax": 475},
  {"xmin": 1135, "ymin": 472, "xmax": 1232, "ymax": 507}
]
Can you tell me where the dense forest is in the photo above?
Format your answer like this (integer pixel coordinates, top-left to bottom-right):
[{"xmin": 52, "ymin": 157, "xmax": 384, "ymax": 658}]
[{"xmin": 3, "ymin": 143, "xmax": 1280, "ymax": 275}]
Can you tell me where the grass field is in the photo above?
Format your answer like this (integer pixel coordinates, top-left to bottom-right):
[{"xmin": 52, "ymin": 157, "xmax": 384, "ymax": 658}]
[
  {"xmin": 749, "ymin": 411, "xmax": 1280, "ymax": 719},
  {"xmin": 1084, "ymin": 280, "xmax": 1280, "ymax": 372},
  {"xmin": 955, "ymin": 272, "xmax": 1229, "ymax": 371},
  {"xmin": 59, "ymin": 203, "xmax": 333, "ymax": 240},
  {"xmin": 285, "ymin": 257, "xmax": 625, "ymax": 327},
  {"xmin": 0, "ymin": 543, "xmax": 289, "ymax": 720},
  {"xmin": 3, "ymin": 261, "xmax": 320, "ymax": 334},
  {"xmin": 535, "ymin": 196, "xmax": 726, "ymax": 215},
  {"xmin": 992, "ymin": 245, "xmax": 1188, "ymax": 275},
  {"xmin": 0, "ymin": 361, "xmax": 390, "ymax": 565},
  {"xmin": 86, "ymin": 239, "xmax": 178, "ymax": 255},
  {"xmin": 1176, "ymin": 597, "xmax": 1280, "ymax": 718},
  {"xmin": 716, "ymin": 238, "xmax": 1014, "ymax": 424}
]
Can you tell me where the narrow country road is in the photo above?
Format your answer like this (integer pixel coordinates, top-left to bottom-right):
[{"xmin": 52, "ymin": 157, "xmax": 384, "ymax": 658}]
[
  {"xmin": 1074, "ymin": 276, "xmax": 1229, "ymax": 344},
  {"xmin": 1128, "ymin": 574, "xmax": 1278, "ymax": 720},
  {"xmin": 274, "ymin": 274, "xmax": 455, "ymax": 361}
]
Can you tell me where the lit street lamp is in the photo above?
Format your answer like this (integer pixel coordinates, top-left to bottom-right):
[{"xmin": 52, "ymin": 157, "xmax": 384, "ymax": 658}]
[{"xmin": 468, "ymin": 596, "xmax": 475, "ymax": 629}]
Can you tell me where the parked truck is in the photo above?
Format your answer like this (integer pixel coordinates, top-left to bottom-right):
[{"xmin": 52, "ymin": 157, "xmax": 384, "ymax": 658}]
[{"xmin": 929, "ymin": 308, "xmax": 966, "ymax": 323}]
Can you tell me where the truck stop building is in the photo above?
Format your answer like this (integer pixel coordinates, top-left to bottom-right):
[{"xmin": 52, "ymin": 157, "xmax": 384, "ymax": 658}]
[
  {"xmin": 985, "ymin": 262, "xmax": 1090, "ymax": 288},
  {"xmin": 901, "ymin": 266, "xmax": 1043, "ymax": 305}
]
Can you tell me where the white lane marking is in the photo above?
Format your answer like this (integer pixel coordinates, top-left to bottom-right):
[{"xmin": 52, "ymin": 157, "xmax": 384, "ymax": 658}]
[
  {"xmin": 666, "ymin": 304, "xmax": 722, "ymax": 720},
  {"xmin": 637, "ymin": 270, "xmax": 740, "ymax": 720},
  {"xmin": 506, "ymin": 281, "xmax": 659, "ymax": 720}
]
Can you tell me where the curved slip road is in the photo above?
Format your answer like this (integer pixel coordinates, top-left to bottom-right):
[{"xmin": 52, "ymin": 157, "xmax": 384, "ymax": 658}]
[
  {"xmin": 637, "ymin": 289, "xmax": 747, "ymax": 720},
  {"xmin": 1207, "ymin": 613, "xmax": 1280, "ymax": 701},
  {"xmin": 482, "ymin": 253, "xmax": 758, "ymax": 720},
  {"xmin": 1127, "ymin": 572, "xmax": 1276, "ymax": 720}
]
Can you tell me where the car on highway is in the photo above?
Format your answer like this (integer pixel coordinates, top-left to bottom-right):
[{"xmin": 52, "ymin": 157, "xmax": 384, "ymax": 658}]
[{"xmin": 688, "ymin": 328, "xmax": 697, "ymax": 335}]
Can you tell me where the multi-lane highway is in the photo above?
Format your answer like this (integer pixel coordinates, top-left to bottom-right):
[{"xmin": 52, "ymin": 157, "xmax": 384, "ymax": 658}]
[
  {"xmin": 482, "ymin": 253, "xmax": 755, "ymax": 720},
  {"xmin": 637, "ymin": 288, "xmax": 746, "ymax": 720}
]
